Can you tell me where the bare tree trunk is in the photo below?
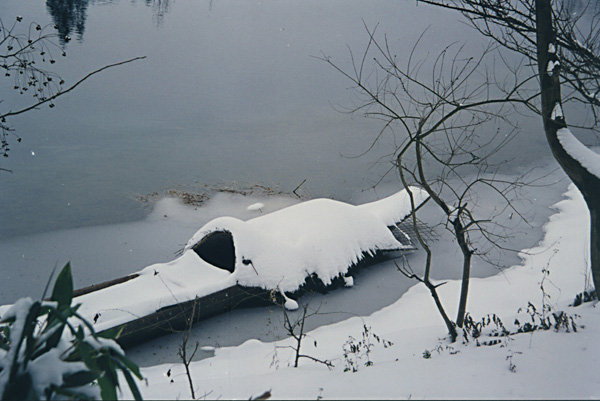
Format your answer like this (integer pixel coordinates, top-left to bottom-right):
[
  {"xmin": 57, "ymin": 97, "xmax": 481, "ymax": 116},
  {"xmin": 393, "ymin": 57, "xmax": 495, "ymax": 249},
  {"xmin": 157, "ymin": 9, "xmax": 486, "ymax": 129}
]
[
  {"xmin": 294, "ymin": 305, "xmax": 307, "ymax": 368},
  {"xmin": 591, "ymin": 205, "xmax": 600, "ymax": 292},
  {"xmin": 536, "ymin": 0, "xmax": 600, "ymax": 293},
  {"xmin": 400, "ymin": 182, "xmax": 458, "ymax": 342},
  {"xmin": 455, "ymin": 226, "xmax": 473, "ymax": 328},
  {"xmin": 415, "ymin": 138, "xmax": 473, "ymax": 330},
  {"xmin": 324, "ymin": 22, "xmax": 539, "ymax": 342},
  {"xmin": 424, "ymin": 279, "xmax": 458, "ymax": 342}
]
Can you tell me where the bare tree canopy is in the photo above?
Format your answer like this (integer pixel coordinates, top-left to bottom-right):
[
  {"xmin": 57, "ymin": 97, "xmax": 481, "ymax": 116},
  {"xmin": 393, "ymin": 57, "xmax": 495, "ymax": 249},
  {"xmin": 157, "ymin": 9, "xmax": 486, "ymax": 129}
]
[
  {"xmin": 323, "ymin": 24, "xmax": 541, "ymax": 340},
  {"xmin": 419, "ymin": 0, "xmax": 600, "ymax": 295},
  {"xmin": 419, "ymin": 0, "xmax": 600, "ymax": 116}
]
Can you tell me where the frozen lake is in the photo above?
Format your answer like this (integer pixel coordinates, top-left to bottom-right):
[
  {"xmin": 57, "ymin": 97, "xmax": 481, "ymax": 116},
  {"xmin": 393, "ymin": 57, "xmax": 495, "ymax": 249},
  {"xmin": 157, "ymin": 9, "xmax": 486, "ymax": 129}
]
[
  {"xmin": 0, "ymin": 0, "xmax": 569, "ymax": 240},
  {"xmin": 0, "ymin": 0, "xmax": 594, "ymax": 367}
]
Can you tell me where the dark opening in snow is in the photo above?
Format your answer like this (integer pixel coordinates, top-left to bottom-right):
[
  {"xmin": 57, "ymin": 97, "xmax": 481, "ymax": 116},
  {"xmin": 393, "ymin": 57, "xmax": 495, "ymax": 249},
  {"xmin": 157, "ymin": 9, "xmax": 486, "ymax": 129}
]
[{"xmin": 192, "ymin": 231, "xmax": 236, "ymax": 273}]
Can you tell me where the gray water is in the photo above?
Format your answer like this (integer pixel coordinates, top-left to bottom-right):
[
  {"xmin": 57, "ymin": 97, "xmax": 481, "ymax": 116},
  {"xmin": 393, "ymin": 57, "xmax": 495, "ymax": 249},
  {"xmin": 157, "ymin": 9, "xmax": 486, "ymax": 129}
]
[{"xmin": 1, "ymin": 0, "xmax": 580, "ymax": 241}]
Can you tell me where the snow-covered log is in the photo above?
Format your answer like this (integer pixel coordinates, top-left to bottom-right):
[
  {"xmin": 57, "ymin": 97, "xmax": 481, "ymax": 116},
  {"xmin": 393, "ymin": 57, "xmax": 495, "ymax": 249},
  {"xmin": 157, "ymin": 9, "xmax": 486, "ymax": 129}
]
[
  {"xmin": 1, "ymin": 187, "xmax": 428, "ymax": 347},
  {"xmin": 184, "ymin": 186, "xmax": 428, "ymax": 293}
]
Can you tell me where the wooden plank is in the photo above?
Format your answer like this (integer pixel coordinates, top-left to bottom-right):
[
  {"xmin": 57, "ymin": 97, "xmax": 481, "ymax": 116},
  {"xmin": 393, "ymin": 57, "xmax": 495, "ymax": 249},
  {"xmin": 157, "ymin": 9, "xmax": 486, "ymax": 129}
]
[
  {"xmin": 73, "ymin": 274, "xmax": 139, "ymax": 298},
  {"xmin": 100, "ymin": 285, "xmax": 271, "ymax": 348},
  {"xmin": 88, "ymin": 249, "xmax": 406, "ymax": 348},
  {"xmin": 76, "ymin": 225, "xmax": 418, "ymax": 348}
]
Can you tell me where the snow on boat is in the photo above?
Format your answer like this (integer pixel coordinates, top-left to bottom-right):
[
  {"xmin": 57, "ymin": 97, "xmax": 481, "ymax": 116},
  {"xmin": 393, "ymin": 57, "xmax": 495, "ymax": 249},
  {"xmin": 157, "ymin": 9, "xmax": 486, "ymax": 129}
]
[{"xmin": 18, "ymin": 187, "xmax": 429, "ymax": 347}]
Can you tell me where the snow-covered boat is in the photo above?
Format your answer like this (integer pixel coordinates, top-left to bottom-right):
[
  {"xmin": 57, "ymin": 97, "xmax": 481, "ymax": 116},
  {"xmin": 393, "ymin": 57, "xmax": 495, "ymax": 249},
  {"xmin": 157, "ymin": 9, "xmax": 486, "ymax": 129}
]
[{"xmin": 69, "ymin": 187, "xmax": 428, "ymax": 347}]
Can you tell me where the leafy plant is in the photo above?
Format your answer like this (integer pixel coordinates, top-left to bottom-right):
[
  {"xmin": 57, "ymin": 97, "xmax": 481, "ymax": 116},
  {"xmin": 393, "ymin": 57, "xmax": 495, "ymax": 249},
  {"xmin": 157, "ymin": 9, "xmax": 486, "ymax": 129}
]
[
  {"xmin": 0, "ymin": 263, "xmax": 143, "ymax": 400},
  {"xmin": 421, "ymin": 344, "xmax": 457, "ymax": 360},
  {"xmin": 342, "ymin": 324, "xmax": 392, "ymax": 372},
  {"xmin": 514, "ymin": 302, "xmax": 580, "ymax": 334},
  {"xmin": 461, "ymin": 313, "xmax": 510, "ymax": 346},
  {"xmin": 571, "ymin": 290, "xmax": 598, "ymax": 307}
]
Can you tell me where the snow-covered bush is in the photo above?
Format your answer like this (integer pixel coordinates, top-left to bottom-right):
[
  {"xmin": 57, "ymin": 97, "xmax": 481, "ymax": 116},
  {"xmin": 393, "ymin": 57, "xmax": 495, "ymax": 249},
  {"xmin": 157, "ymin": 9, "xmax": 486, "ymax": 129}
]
[{"xmin": 0, "ymin": 263, "xmax": 143, "ymax": 400}]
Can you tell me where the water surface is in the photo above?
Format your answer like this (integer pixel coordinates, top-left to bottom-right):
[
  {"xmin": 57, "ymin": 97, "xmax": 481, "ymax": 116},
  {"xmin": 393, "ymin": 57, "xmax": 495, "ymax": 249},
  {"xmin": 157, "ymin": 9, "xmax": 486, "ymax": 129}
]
[{"xmin": 0, "ymin": 0, "xmax": 571, "ymax": 241}]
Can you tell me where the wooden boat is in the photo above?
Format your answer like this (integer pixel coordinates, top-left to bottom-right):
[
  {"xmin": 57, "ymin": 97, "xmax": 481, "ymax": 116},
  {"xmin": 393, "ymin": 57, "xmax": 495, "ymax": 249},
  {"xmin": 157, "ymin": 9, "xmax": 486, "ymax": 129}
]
[{"xmin": 70, "ymin": 187, "xmax": 429, "ymax": 348}]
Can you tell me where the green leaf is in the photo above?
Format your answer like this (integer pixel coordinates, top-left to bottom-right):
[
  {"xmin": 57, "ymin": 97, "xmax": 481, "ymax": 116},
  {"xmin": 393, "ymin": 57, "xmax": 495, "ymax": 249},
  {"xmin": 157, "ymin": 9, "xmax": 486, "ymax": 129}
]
[
  {"xmin": 75, "ymin": 341, "xmax": 101, "ymax": 373},
  {"xmin": 122, "ymin": 368, "xmax": 143, "ymax": 401},
  {"xmin": 49, "ymin": 385, "xmax": 95, "ymax": 401},
  {"xmin": 97, "ymin": 353, "xmax": 119, "ymax": 390},
  {"xmin": 2, "ymin": 371, "xmax": 38, "ymax": 401},
  {"xmin": 98, "ymin": 374, "xmax": 118, "ymax": 401},
  {"xmin": 44, "ymin": 321, "xmax": 67, "ymax": 351},
  {"xmin": 75, "ymin": 325, "xmax": 85, "ymax": 341},
  {"xmin": 114, "ymin": 352, "xmax": 142, "ymax": 379},
  {"xmin": 39, "ymin": 303, "xmax": 57, "ymax": 317},
  {"xmin": 51, "ymin": 263, "xmax": 73, "ymax": 309},
  {"xmin": 69, "ymin": 303, "xmax": 82, "ymax": 315},
  {"xmin": 62, "ymin": 370, "xmax": 99, "ymax": 388},
  {"xmin": 97, "ymin": 325, "xmax": 124, "ymax": 340},
  {"xmin": 21, "ymin": 301, "xmax": 42, "ymax": 367}
]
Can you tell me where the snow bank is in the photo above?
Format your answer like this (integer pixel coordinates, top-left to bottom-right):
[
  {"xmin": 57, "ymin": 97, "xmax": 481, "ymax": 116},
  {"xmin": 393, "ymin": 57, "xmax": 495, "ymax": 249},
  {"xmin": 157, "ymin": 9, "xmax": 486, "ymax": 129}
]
[{"xmin": 124, "ymin": 184, "xmax": 599, "ymax": 400}]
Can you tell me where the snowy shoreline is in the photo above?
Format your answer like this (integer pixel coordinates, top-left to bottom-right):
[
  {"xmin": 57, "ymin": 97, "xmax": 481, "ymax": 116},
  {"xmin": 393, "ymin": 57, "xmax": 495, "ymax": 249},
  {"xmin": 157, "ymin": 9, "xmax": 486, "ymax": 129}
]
[
  {"xmin": 0, "ymin": 164, "xmax": 574, "ymax": 374},
  {"xmin": 121, "ymin": 184, "xmax": 598, "ymax": 400}
]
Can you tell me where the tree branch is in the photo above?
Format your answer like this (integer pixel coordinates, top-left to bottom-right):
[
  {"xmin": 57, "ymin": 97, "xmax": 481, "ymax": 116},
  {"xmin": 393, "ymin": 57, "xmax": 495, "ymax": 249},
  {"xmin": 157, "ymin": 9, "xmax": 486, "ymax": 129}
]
[{"xmin": 1, "ymin": 56, "xmax": 146, "ymax": 119}]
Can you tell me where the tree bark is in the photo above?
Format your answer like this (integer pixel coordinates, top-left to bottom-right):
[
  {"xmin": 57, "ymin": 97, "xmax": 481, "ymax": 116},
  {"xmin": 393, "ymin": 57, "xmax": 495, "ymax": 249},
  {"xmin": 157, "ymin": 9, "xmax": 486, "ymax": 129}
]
[
  {"xmin": 455, "ymin": 226, "xmax": 473, "ymax": 328},
  {"xmin": 589, "ymin": 202, "xmax": 600, "ymax": 294},
  {"xmin": 425, "ymin": 279, "xmax": 458, "ymax": 342},
  {"xmin": 536, "ymin": 0, "xmax": 600, "ymax": 292}
]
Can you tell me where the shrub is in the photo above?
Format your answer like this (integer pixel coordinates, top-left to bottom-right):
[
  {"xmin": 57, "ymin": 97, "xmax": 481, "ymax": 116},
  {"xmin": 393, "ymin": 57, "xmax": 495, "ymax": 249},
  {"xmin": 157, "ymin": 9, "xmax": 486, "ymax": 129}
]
[
  {"xmin": 0, "ymin": 263, "xmax": 143, "ymax": 400},
  {"xmin": 342, "ymin": 324, "xmax": 392, "ymax": 372}
]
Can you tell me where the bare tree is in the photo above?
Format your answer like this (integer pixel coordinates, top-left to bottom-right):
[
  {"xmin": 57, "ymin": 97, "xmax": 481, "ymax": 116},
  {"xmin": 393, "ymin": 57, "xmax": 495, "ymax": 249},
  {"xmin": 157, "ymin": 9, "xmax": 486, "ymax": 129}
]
[
  {"xmin": 322, "ymin": 26, "xmax": 538, "ymax": 340},
  {"xmin": 271, "ymin": 290, "xmax": 334, "ymax": 368},
  {"xmin": 419, "ymin": 0, "xmax": 600, "ymax": 296},
  {"xmin": 178, "ymin": 297, "xmax": 201, "ymax": 400},
  {"xmin": 0, "ymin": 16, "xmax": 145, "ymax": 169}
]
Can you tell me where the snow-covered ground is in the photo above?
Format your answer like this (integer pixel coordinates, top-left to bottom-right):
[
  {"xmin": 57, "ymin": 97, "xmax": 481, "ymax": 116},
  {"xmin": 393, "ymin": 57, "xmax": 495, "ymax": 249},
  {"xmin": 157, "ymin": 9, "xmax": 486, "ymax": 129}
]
[{"xmin": 116, "ymin": 183, "xmax": 598, "ymax": 399}]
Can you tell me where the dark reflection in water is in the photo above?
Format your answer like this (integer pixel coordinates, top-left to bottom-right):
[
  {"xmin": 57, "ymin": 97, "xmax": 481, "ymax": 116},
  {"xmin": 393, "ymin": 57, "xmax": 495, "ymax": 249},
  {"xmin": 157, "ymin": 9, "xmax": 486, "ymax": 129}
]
[
  {"xmin": 46, "ymin": 0, "xmax": 90, "ymax": 44},
  {"xmin": 144, "ymin": 0, "xmax": 171, "ymax": 26},
  {"xmin": 45, "ymin": 0, "xmax": 171, "ymax": 44}
]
